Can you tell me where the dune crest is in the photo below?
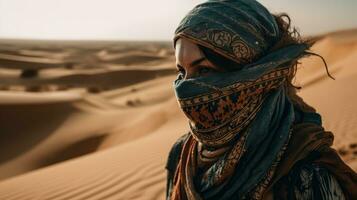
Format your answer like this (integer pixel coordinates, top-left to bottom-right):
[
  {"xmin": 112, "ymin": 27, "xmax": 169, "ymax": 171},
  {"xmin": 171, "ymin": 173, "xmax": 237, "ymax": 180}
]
[{"xmin": 0, "ymin": 29, "xmax": 356, "ymax": 199}]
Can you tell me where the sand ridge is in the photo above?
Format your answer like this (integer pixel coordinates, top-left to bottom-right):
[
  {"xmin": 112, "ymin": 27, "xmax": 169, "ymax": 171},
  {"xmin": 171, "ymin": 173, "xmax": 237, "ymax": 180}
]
[{"xmin": 0, "ymin": 29, "xmax": 356, "ymax": 199}]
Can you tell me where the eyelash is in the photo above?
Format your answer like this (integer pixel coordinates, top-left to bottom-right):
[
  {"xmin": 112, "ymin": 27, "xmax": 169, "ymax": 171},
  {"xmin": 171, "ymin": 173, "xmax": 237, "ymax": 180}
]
[
  {"xmin": 176, "ymin": 66, "xmax": 215, "ymax": 75},
  {"xmin": 198, "ymin": 67, "xmax": 213, "ymax": 74}
]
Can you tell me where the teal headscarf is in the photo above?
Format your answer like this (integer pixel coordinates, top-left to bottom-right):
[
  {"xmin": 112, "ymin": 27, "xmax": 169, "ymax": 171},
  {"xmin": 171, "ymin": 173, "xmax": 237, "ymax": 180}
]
[
  {"xmin": 170, "ymin": 1, "xmax": 322, "ymax": 200},
  {"xmin": 174, "ymin": 0, "xmax": 310, "ymax": 69}
]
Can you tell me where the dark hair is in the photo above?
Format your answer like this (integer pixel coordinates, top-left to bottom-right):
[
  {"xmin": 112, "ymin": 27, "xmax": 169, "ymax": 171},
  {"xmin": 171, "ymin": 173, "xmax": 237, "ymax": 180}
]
[
  {"xmin": 272, "ymin": 13, "xmax": 316, "ymax": 113},
  {"xmin": 199, "ymin": 13, "xmax": 317, "ymax": 113}
]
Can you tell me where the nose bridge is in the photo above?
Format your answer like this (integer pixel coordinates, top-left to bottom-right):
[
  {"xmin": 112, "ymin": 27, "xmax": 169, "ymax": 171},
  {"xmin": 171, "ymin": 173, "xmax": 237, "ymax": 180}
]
[{"xmin": 176, "ymin": 58, "xmax": 194, "ymax": 80}]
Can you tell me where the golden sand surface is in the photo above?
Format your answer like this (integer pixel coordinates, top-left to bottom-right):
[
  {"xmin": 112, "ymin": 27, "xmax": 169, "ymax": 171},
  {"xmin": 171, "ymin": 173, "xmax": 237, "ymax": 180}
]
[{"xmin": 0, "ymin": 29, "xmax": 356, "ymax": 200}]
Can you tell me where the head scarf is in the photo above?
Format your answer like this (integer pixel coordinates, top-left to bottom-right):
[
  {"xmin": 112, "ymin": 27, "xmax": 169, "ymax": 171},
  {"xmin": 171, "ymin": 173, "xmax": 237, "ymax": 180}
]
[{"xmin": 170, "ymin": 0, "xmax": 318, "ymax": 200}]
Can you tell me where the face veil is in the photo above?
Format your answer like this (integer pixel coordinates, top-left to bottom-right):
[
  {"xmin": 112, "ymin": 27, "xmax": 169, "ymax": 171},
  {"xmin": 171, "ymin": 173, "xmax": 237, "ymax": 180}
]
[{"xmin": 173, "ymin": 66, "xmax": 293, "ymax": 148}]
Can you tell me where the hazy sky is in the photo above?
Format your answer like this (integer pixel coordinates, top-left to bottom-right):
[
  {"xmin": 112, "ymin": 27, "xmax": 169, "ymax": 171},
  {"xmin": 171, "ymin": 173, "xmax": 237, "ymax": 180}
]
[{"xmin": 0, "ymin": 0, "xmax": 356, "ymax": 40}]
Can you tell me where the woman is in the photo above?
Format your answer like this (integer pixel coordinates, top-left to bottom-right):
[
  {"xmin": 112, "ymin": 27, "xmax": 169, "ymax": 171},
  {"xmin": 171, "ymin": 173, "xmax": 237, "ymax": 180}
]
[{"xmin": 165, "ymin": 0, "xmax": 357, "ymax": 200}]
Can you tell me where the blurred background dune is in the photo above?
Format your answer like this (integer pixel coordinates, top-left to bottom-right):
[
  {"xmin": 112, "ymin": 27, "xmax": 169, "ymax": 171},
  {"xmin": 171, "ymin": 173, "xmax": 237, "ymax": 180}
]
[{"xmin": 0, "ymin": 28, "xmax": 356, "ymax": 200}]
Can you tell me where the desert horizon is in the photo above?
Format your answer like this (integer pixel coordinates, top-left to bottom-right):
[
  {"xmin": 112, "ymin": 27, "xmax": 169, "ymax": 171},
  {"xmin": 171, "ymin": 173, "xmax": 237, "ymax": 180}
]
[{"xmin": 0, "ymin": 27, "xmax": 356, "ymax": 199}]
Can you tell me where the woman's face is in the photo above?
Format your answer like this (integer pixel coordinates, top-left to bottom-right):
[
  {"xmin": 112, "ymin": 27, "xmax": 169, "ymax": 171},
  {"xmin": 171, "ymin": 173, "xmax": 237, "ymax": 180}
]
[{"xmin": 175, "ymin": 38, "xmax": 224, "ymax": 79}]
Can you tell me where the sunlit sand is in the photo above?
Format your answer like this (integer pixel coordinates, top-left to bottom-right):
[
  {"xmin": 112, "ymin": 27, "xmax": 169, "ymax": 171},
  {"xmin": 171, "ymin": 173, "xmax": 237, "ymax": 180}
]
[{"xmin": 0, "ymin": 29, "xmax": 356, "ymax": 200}]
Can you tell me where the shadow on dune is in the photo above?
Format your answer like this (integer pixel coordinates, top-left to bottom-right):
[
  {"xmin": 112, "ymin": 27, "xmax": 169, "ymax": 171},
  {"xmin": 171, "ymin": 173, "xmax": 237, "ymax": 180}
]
[
  {"xmin": 0, "ymin": 102, "xmax": 78, "ymax": 164},
  {"xmin": 37, "ymin": 134, "xmax": 107, "ymax": 168},
  {"xmin": 102, "ymin": 54, "xmax": 166, "ymax": 65},
  {"xmin": 0, "ymin": 68, "xmax": 176, "ymax": 91}
]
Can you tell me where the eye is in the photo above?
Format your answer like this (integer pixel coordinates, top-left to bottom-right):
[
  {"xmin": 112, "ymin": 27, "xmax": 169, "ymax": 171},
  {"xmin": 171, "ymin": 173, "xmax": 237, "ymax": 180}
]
[{"xmin": 198, "ymin": 66, "xmax": 215, "ymax": 75}]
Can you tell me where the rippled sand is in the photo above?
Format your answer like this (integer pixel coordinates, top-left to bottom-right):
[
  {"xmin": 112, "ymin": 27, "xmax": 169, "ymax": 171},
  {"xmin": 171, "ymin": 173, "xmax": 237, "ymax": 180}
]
[{"xmin": 0, "ymin": 29, "xmax": 356, "ymax": 200}]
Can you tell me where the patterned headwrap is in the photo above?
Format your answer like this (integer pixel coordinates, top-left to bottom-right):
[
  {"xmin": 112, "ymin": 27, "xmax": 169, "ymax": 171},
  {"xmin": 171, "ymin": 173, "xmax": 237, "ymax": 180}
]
[
  {"xmin": 173, "ymin": 0, "xmax": 309, "ymax": 69},
  {"xmin": 170, "ymin": 0, "xmax": 319, "ymax": 200}
]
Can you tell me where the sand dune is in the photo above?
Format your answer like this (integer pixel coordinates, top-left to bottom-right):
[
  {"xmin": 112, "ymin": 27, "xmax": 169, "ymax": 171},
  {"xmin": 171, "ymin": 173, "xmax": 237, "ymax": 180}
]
[
  {"xmin": 0, "ymin": 112, "xmax": 187, "ymax": 200},
  {"xmin": 297, "ymin": 28, "xmax": 357, "ymax": 86},
  {"xmin": 0, "ymin": 29, "xmax": 356, "ymax": 200},
  {"xmin": 0, "ymin": 71, "xmax": 180, "ymax": 181},
  {"xmin": 0, "ymin": 68, "xmax": 175, "ymax": 92},
  {"xmin": 0, "ymin": 80, "xmax": 187, "ymax": 199},
  {"xmin": 0, "ymin": 90, "xmax": 83, "ymax": 104},
  {"xmin": 0, "ymin": 53, "xmax": 66, "ymax": 69}
]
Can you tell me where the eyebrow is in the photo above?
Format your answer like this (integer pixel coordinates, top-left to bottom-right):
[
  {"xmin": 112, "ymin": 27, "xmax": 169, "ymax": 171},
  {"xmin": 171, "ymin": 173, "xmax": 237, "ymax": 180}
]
[
  {"xmin": 177, "ymin": 57, "xmax": 206, "ymax": 68},
  {"xmin": 190, "ymin": 57, "xmax": 206, "ymax": 67}
]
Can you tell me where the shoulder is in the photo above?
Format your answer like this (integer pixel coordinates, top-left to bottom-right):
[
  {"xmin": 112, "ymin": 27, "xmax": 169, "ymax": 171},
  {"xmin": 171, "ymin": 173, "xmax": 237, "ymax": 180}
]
[
  {"xmin": 165, "ymin": 132, "xmax": 190, "ymax": 172},
  {"xmin": 286, "ymin": 162, "xmax": 346, "ymax": 200}
]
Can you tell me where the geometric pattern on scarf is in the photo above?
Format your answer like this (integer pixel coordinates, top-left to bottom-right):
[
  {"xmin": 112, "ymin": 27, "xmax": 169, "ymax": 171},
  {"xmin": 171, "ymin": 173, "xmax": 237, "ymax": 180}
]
[
  {"xmin": 172, "ymin": 72, "xmax": 294, "ymax": 200},
  {"xmin": 174, "ymin": 0, "xmax": 280, "ymax": 67},
  {"xmin": 177, "ymin": 68, "xmax": 292, "ymax": 147}
]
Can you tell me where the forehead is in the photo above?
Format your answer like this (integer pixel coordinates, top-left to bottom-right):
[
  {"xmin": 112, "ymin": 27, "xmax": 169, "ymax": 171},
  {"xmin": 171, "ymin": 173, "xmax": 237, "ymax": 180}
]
[{"xmin": 175, "ymin": 38, "xmax": 204, "ymax": 65}]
